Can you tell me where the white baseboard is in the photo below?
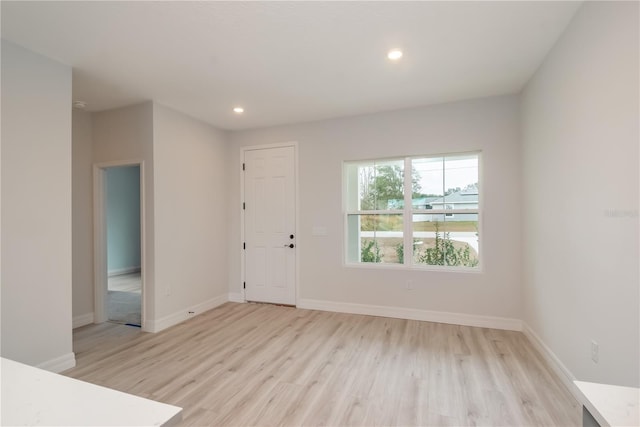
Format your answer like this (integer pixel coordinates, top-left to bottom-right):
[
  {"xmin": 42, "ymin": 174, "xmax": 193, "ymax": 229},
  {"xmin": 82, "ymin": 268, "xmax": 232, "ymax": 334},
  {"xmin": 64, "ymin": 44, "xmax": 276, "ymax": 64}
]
[
  {"xmin": 522, "ymin": 322, "xmax": 581, "ymax": 399},
  {"xmin": 36, "ymin": 352, "xmax": 76, "ymax": 373},
  {"xmin": 73, "ymin": 312, "xmax": 94, "ymax": 329},
  {"xmin": 297, "ymin": 298, "xmax": 522, "ymax": 331},
  {"xmin": 145, "ymin": 294, "xmax": 228, "ymax": 333},
  {"xmin": 228, "ymin": 292, "xmax": 245, "ymax": 303},
  {"xmin": 108, "ymin": 266, "xmax": 141, "ymax": 277}
]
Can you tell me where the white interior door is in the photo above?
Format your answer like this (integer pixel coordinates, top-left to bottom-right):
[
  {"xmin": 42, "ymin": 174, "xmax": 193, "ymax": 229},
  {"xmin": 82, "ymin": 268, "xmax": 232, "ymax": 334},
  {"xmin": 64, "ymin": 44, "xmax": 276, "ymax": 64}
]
[{"xmin": 244, "ymin": 146, "xmax": 296, "ymax": 305}]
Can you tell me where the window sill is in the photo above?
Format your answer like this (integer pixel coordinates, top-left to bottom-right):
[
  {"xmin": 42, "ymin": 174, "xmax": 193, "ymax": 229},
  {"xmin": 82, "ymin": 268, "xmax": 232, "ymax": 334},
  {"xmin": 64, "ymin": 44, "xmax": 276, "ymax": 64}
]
[{"xmin": 344, "ymin": 262, "xmax": 483, "ymax": 274}]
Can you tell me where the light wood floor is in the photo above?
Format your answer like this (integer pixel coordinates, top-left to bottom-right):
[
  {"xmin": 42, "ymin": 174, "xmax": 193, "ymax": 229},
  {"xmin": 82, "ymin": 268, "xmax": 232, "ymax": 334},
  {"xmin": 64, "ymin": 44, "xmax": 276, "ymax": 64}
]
[
  {"xmin": 65, "ymin": 303, "xmax": 581, "ymax": 426},
  {"xmin": 108, "ymin": 272, "xmax": 141, "ymax": 293},
  {"xmin": 107, "ymin": 272, "xmax": 141, "ymax": 325}
]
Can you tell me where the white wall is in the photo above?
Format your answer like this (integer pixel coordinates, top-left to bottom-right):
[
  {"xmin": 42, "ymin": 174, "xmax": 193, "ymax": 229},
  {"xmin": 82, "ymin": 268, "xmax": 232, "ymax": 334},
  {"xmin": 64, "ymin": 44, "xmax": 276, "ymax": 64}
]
[
  {"xmin": 72, "ymin": 110, "xmax": 94, "ymax": 324},
  {"xmin": 152, "ymin": 103, "xmax": 229, "ymax": 325},
  {"xmin": 521, "ymin": 1, "xmax": 639, "ymax": 387},
  {"xmin": 92, "ymin": 102, "xmax": 156, "ymax": 321},
  {"xmin": 229, "ymin": 95, "xmax": 522, "ymax": 324},
  {"xmin": 1, "ymin": 40, "xmax": 75, "ymax": 372}
]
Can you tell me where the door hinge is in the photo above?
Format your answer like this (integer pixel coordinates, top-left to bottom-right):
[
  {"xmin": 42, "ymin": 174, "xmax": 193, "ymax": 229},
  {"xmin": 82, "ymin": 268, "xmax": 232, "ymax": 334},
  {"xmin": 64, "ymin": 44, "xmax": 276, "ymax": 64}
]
[
  {"xmin": 243, "ymin": 282, "xmax": 246, "ymax": 289},
  {"xmin": 243, "ymin": 242, "xmax": 246, "ymax": 250},
  {"xmin": 242, "ymin": 163, "xmax": 245, "ymax": 171},
  {"xmin": 242, "ymin": 202, "xmax": 245, "ymax": 210}
]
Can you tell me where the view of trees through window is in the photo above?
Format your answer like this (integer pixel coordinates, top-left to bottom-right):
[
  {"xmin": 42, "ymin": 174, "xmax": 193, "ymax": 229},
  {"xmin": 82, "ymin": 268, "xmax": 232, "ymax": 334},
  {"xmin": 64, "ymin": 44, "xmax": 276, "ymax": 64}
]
[{"xmin": 345, "ymin": 154, "xmax": 480, "ymax": 268}]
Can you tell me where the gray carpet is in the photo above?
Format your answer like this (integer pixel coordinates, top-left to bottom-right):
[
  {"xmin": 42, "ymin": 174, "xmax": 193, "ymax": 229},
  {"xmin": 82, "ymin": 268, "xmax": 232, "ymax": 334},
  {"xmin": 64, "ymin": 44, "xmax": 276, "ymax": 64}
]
[{"xmin": 107, "ymin": 290, "xmax": 141, "ymax": 326}]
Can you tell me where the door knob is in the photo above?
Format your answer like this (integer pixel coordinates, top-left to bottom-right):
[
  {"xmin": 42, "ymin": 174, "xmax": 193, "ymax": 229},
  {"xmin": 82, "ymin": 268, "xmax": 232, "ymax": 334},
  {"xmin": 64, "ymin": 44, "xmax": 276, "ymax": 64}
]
[
  {"xmin": 290, "ymin": 234, "xmax": 295, "ymax": 239},
  {"xmin": 284, "ymin": 243, "xmax": 294, "ymax": 248}
]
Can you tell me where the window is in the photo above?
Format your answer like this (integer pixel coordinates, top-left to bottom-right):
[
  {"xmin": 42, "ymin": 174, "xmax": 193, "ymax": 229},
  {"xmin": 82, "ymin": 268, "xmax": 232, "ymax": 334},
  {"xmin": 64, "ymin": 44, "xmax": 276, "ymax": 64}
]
[{"xmin": 344, "ymin": 153, "xmax": 480, "ymax": 269}]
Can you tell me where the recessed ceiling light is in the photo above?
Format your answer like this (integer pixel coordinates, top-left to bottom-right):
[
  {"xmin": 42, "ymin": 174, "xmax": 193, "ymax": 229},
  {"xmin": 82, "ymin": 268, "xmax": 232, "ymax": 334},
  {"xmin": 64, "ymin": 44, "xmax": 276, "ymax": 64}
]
[
  {"xmin": 387, "ymin": 49, "xmax": 403, "ymax": 61},
  {"xmin": 233, "ymin": 107, "xmax": 244, "ymax": 114},
  {"xmin": 73, "ymin": 101, "xmax": 87, "ymax": 109}
]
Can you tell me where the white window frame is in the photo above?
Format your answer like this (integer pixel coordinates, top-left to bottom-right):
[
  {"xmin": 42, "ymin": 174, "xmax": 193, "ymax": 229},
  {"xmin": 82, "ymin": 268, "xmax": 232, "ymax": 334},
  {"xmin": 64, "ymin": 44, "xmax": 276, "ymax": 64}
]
[{"xmin": 343, "ymin": 151, "xmax": 482, "ymax": 271}]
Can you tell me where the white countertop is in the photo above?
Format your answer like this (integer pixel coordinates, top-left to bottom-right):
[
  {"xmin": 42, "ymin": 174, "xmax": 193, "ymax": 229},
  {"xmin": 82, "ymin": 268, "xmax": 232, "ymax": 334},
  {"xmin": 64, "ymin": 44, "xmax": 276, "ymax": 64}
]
[
  {"xmin": 1, "ymin": 357, "xmax": 182, "ymax": 426},
  {"xmin": 574, "ymin": 380, "xmax": 639, "ymax": 427}
]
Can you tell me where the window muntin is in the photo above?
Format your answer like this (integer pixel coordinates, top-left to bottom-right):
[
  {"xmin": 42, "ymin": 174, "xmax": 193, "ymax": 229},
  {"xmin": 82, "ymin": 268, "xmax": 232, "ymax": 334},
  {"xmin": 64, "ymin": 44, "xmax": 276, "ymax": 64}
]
[{"xmin": 345, "ymin": 153, "xmax": 480, "ymax": 269}]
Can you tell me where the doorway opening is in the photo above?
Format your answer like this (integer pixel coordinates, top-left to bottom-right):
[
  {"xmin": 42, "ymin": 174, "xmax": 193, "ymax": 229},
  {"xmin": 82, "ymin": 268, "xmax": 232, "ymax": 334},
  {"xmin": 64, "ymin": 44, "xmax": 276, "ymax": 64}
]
[
  {"xmin": 94, "ymin": 161, "xmax": 145, "ymax": 329},
  {"xmin": 105, "ymin": 165, "xmax": 141, "ymax": 326}
]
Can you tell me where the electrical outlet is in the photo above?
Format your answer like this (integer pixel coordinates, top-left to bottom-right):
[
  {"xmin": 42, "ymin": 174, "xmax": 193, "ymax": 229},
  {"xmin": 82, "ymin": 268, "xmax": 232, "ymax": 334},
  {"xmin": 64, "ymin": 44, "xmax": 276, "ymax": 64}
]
[
  {"xmin": 591, "ymin": 340, "xmax": 599, "ymax": 363},
  {"xmin": 406, "ymin": 280, "xmax": 413, "ymax": 291}
]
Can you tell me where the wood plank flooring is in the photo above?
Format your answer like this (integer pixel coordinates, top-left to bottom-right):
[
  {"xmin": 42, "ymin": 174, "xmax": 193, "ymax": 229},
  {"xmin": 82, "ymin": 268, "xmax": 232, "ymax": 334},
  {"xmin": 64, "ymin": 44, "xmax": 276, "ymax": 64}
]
[
  {"xmin": 108, "ymin": 272, "xmax": 141, "ymax": 293},
  {"xmin": 65, "ymin": 302, "xmax": 581, "ymax": 426},
  {"xmin": 107, "ymin": 272, "xmax": 142, "ymax": 325}
]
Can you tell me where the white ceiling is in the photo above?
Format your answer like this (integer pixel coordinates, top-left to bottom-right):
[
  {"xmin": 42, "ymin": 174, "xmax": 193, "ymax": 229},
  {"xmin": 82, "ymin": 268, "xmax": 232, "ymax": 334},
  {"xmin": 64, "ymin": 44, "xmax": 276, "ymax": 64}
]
[{"xmin": 1, "ymin": 1, "xmax": 581, "ymax": 131}]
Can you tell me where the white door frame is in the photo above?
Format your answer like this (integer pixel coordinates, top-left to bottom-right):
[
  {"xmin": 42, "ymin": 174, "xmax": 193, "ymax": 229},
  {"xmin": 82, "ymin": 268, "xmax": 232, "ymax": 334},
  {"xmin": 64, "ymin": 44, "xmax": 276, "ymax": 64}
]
[
  {"xmin": 240, "ymin": 142, "xmax": 299, "ymax": 305},
  {"xmin": 93, "ymin": 160, "xmax": 146, "ymax": 330}
]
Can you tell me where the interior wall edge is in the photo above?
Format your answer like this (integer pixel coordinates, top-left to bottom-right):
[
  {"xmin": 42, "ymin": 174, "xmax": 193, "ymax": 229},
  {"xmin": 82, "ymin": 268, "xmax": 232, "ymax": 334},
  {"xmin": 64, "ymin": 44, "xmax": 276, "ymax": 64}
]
[
  {"xmin": 72, "ymin": 313, "xmax": 95, "ymax": 330},
  {"xmin": 297, "ymin": 298, "xmax": 523, "ymax": 331},
  {"xmin": 522, "ymin": 322, "xmax": 582, "ymax": 404},
  {"xmin": 144, "ymin": 294, "xmax": 228, "ymax": 333},
  {"xmin": 36, "ymin": 352, "xmax": 76, "ymax": 374}
]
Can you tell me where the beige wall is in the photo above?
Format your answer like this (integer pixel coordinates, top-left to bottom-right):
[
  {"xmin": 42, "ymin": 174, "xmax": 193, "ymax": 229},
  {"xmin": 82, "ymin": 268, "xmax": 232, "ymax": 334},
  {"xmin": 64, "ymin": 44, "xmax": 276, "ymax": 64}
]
[
  {"xmin": 76, "ymin": 102, "xmax": 229, "ymax": 331},
  {"xmin": 152, "ymin": 104, "xmax": 230, "ymax": 324},
  {"xmin": 6, "ymin": 2, "xmax": 637, "ymax": 390},
  {"xmin": 1, "ymin": 40, "xmax": 75, "ymax": 372},
  {"xmin": 228, "ymin": 95, "xmax": 523, "ymax": 322},
  {"xmin": 521, "ymin": 1, "xmax": 639, "ymax": 387},
  {"xmin": 72, "ymin": 110, "xmax": 94, "ymax": 323},
  {"xmin": 92, "ymin": 102, "xmax": 156, "ymax": 322}
]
